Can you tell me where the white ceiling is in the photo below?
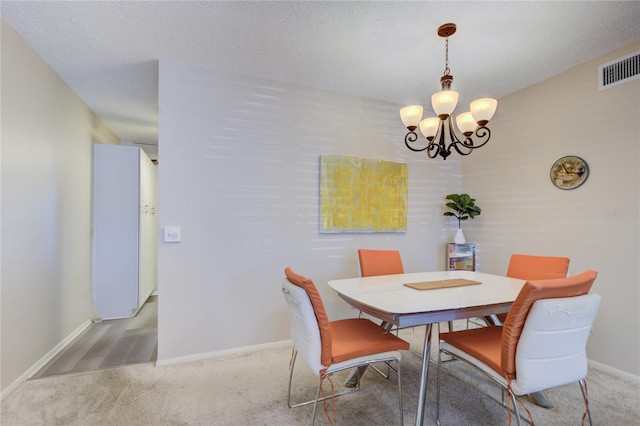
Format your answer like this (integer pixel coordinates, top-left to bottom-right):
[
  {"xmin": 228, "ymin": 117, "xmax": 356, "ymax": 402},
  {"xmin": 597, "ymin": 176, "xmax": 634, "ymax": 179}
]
[{"xmin": 2, "ymin": 1, "xmax": 639, "ymax": 146}]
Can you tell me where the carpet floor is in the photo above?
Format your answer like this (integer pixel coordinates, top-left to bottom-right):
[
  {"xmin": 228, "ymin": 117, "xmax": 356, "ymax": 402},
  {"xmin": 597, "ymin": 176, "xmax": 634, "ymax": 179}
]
[{"xmin": 2, "ymin": 327, "xmax": 638, "ymax": 425}]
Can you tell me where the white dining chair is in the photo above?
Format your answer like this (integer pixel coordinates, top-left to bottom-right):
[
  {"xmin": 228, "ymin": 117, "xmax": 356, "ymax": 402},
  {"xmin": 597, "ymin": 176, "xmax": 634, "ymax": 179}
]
[
  {"xmin": 282, "ymin": 266, "xmax": 409, "ymax": 425},
  {"xmin": 437, "ymin": 270, "xmax": 600, "ymax": 426}
]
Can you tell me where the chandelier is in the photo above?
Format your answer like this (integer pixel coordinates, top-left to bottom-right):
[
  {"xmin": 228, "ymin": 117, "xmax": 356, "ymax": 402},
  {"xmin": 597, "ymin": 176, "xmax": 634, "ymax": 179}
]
[{"xmin": 400, "ymin": 23, "xmax": 498, "ymax": 160}]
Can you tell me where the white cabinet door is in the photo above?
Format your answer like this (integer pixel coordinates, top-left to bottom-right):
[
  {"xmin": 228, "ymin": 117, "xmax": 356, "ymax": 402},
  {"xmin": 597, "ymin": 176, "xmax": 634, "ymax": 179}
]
[
  {"xmin": 138, "ymin": 153, "xmax": 156, "ymax": 306},
  {"xmin": 93, "ymin": 144, "xmax": 157, "ymax": 319}
]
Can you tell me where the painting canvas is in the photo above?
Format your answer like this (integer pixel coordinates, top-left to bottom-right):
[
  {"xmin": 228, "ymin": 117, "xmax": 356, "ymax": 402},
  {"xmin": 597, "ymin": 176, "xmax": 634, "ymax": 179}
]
[{"xmin": 320, "ymin": 155, "xmax": 408, "ymax": 233}]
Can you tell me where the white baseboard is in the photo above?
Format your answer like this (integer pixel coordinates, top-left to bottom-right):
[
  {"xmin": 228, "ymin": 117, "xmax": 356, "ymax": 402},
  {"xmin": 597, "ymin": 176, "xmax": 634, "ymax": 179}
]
[
  {"xmin": 155, "ymin": 340, "xmax": 292, "ymax": 367},
  {"xmin": 0, "ymin": 319, "xmax": 93, "ymax": 401},
  {"xmin": 589, "ymin": 359, "xmax": 640, "ymax": 384}
]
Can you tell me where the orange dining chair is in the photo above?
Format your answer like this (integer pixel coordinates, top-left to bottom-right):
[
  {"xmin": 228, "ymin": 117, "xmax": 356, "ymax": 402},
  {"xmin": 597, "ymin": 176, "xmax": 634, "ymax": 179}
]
[
  {"xmin": 358, "ymin": 248, "xmax": 456, "ymax": 341},
  {"xmin": 281, "ymin": 267, "xmax": 410, "ymax": 425},
  {"xmin": 357, "ymin": 249, "xmax": 404, "ymax": 277},
  {"xmin": 356, "ymin": 249, "xmax": 414, "ymax": 369},
  {"xmin": 489, "ymin": 254, "xmax": 570, "ymax": 326},
  {"xmin": 436, "ymin": 270, "xmax": 600, "ymax": 426}
]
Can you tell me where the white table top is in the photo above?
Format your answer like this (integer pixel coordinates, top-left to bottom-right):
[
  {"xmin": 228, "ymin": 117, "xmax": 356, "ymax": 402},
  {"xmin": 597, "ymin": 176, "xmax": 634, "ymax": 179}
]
[{"xmin": 328, "ymin": 270, "xmax": 525, "ymax": 316}]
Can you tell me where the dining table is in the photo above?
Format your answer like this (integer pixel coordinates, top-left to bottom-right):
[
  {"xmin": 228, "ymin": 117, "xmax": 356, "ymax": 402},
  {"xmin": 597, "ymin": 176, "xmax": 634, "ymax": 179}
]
[{"xmin": 327, "ymin": 270, "xmax": 526, "ymax": 426}]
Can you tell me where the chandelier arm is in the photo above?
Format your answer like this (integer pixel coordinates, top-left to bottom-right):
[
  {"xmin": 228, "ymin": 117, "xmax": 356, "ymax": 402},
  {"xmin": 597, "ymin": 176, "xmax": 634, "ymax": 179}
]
[
  {"xmin": 448, "ymin": 122, "xmax": 473, "ymax": 156},
  {"xmin": 443, "ymin": 120, "xmax": 493, "ymax": 156},
  {"xmin": 450, "ymin": 141, "xmax": 474, "ymax": 156},
  {"xmin": 469, "ymin": 126, "xmax": 491, "ymax": 149},
  {"xmin": 456, "ymin": 126, "xmax": 492, "ymax": 151},
  {"xmin": 426, "ymin": 140, "xmax": 440, "ymax": 158},
  {"xmin": 404, "ymin": 130, "xmax": 429, "ymax": 152}
]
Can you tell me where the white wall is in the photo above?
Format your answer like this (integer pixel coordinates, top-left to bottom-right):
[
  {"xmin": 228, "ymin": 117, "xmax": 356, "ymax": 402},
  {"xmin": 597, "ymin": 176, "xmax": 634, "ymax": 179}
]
[
  {"xmin": 157, "ymin": 60, "xmax": 459, "ymax": 362},
  {"xmin": 0, "ymin": 20, "xmax": 120, "ymax": 393},
  {"xmin": 461, "ymin": 41, "xmax": 640, "ymax": 376}
]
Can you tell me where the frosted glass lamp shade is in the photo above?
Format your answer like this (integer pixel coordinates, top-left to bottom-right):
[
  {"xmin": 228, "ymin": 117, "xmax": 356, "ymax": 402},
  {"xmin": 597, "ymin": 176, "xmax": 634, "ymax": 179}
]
[
  {"xmin": 470, "ymin": 98, "xmax": 498, "ymax": 125},
  {"xmin": 431, "ymin": 90, "xmax": 459, "ymax": 118},
  {"xmin": 456, "ymin": 112, "xmax": 476, "ymax": 135},
  {"xmin": 419, "ymin": 117, "xmax": 440, "ymax": 139},
  {"xmin": 400, "ymin": 105, "xmax": 424, "ymax": 129}
]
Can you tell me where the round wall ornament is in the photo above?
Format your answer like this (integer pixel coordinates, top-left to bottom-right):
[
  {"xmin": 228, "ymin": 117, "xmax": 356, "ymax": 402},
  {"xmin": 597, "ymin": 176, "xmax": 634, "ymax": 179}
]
[{"xmin": 550, "ymin": 156, "xmax": 589, "ymax": 190}]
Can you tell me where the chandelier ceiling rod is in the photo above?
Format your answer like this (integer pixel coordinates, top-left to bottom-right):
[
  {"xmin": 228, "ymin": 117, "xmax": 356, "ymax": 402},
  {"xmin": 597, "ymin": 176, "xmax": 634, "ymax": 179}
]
[{"xmin": 400, "ymin": 23, "xmax": 498, "ymax": 160}]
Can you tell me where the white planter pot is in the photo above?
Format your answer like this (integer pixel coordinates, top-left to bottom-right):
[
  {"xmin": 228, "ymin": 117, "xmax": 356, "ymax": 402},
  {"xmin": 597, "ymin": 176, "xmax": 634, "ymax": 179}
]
[{"xmin": 453, "ymin": 228, "xmax": 466, "ymax": 244}]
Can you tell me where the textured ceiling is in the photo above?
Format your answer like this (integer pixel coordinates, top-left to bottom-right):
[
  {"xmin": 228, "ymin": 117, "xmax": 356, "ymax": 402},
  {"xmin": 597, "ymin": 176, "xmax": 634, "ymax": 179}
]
[{"xmin": 2, "ymin": 1, "xmax": 639, "ymax": 145}]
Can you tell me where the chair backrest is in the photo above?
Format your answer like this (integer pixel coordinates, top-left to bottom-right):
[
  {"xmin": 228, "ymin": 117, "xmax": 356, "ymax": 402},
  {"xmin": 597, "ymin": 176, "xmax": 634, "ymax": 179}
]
[
  {"xmin": 512, "ymin": 293, "xmax": 601, "ymax": 394},
  {"xmin": 501, "ymin": 269, "xmax": 598, "ymax": 379},
  {"xmin": 506, "ymin": 253, "xmax": 569, "ymax": 280},
  {"xmin": 282, "ymin": 267, "xmax": 332, "ymax": 373},
  {"xmin": 358, "ymin": 249, "xmax": 404, "ymax": 277}
]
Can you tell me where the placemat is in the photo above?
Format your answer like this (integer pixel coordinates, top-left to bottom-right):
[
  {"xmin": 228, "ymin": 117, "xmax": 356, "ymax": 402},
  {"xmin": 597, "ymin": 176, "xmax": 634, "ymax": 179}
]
[{"xmin": 403, "ymin": 278, "xmax": 481, "ymax": 291}]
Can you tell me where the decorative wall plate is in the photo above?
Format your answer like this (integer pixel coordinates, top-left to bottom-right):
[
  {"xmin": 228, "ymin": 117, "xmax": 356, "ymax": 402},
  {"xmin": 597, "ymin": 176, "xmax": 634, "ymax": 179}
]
[{"xmin": 550, "ymin": 156, "xmax": 589, "ymax": 190}]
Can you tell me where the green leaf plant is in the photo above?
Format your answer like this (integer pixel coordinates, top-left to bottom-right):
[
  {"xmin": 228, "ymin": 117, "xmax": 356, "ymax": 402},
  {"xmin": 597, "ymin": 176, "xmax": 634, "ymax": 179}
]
[{"xmin": 443, "ymin": 193, "xmax": 481, "ymax": 229}]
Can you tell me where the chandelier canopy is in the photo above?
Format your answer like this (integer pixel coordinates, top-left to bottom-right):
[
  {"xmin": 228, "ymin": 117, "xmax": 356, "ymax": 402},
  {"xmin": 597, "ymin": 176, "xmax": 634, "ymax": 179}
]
[{"xmin": 400, "ymin": 23, "xmax": 498, "ymax": 160}]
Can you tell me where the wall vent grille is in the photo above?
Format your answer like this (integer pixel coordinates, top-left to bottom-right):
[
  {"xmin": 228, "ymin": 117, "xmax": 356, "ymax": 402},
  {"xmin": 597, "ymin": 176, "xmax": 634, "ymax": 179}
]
[{"xmin": 598, "ymin": 50, "xmax": 640, "ymax": 90}]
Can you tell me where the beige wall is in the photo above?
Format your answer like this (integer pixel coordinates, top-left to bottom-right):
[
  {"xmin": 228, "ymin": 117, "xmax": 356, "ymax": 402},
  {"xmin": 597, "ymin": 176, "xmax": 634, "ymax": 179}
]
[
  {"xmin": 462, "ymin": 40, "xmax": 640, "ymax": 376},
  {"xmin": 1, "ymin": 20, "xmax": 120, "ymax": 394}
]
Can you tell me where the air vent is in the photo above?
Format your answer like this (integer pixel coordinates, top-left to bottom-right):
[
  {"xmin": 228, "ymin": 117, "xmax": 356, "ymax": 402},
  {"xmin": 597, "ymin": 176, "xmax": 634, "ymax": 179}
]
[{"xmin": 598, "ymin": 50, "xmax": 640, "ymax": 90}]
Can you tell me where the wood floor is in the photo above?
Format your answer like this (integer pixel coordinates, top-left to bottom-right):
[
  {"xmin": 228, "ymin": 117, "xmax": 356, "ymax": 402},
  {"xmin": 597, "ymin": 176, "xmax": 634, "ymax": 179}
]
[{"xmin": 31, "ymin": 295, "xmax": 158, "ymax": 379}]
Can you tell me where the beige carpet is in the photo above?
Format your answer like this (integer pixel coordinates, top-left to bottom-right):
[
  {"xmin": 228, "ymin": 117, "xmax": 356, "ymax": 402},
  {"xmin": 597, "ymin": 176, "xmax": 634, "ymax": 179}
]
[{"xmin": 2, "ymin": 328, "xmax": 638, "ymax": 425}]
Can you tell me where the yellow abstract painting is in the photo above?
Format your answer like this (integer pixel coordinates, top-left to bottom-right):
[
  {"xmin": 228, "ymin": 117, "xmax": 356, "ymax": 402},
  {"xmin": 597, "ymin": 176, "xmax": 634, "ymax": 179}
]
[{"xmin": 320, "ymin": 155, "xmax": 408, "ymax": 233}]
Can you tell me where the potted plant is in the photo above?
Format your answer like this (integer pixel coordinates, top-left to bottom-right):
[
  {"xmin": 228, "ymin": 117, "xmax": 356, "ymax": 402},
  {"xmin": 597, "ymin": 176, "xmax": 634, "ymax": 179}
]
[{"xmin": 443, "ymin": 193, "xmax": 481, "ymax": 243}]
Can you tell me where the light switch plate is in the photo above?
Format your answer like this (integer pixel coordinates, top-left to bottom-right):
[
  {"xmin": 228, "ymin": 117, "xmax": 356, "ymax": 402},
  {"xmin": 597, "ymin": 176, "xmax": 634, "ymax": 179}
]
[{"xmin": 164, "ymin": 227, "xmax": 181, "ymax": 243}]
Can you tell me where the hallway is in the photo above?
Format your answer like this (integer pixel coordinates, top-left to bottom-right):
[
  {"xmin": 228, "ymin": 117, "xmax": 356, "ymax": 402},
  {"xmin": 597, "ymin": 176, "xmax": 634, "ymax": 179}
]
[{"xmin": 31, "ymin": 296, "xmax": 157, "ymax": 379}]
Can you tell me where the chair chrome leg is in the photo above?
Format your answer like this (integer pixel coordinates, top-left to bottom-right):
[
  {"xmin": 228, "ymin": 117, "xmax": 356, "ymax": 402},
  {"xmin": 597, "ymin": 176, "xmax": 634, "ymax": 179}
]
[
  {"xmin": 287, "ymin": 350, "xmax": 298, "ymax": 408},
  {"xmin": 436, "ymin": 349, "xmax": 442, "ymax": 425},
  {"xmin": 289, "ymin": 351, "xmax": 360, "ymax": 410},
  {"xmin": 371, "ymin": 362, "xmax": 390, "ymax": 379},
  {"xmin": 579, "ymin": 379, "xmax": 593, "ymax": 426},
  {"xmin": 396, "ymin": 359, "xmax": 403, "ymax": 426},
  {"xmin": 311, "ymin": 377, "xmax": 323, "ymax": 425},
  {"xmin": 289, "ymin": 354, "xmax": 402, "ymax": 424},
  {"xmin": 508, "ymin": 390, "xmax": 522, "ymax": 426}
]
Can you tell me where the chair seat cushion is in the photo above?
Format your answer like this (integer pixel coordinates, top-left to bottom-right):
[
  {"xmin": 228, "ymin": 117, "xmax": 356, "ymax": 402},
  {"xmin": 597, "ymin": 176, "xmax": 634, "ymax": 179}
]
[
  {"xmin": 439, "ymin": 326, "xmax": 504, "ymax": 376},
  {"xmin": 330, "ymin": 318, "xmax": 410, "ymax": 364}
]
